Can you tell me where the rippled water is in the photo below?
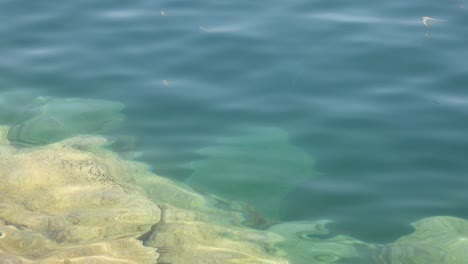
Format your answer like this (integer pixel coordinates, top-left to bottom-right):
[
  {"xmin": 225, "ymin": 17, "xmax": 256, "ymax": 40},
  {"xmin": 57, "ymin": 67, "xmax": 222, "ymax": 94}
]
[{"xmin": 1, "ymin": 0, "xmax": 468, "ymax": 255}]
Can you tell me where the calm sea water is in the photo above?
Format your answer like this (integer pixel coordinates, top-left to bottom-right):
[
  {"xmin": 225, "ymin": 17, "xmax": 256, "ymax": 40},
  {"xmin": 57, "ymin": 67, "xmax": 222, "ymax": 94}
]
[{"xmin": 1, "ymin": 0, "xmax": 468, "ymax": 248}]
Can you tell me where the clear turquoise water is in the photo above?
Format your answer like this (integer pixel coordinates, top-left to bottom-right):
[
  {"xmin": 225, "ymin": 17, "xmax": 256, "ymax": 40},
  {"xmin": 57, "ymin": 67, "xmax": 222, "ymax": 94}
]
[{"xmin": 1, "ymin": 0, "xmax": 468, "ymax": 247}]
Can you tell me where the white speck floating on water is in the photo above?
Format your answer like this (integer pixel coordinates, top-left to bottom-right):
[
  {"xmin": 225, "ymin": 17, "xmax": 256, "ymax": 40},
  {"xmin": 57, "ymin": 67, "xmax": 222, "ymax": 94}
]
[
  {"xmin": 421, "ymin": 16, "xmax": 447, "ymax": 27},
  {"xmin": 199, "ymin": 26, "xmax": 210, "ymax": 32}
]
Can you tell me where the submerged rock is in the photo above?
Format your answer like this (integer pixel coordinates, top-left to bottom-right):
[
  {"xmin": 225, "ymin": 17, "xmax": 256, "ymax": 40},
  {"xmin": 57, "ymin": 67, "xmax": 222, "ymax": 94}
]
[
  {"xmin": 264, "ymin": 216, "xmax": 468, "ymax": 263},
  {"xmin": 7, "ymin": 96, "xmax": 125, "ymax": 145},
  {"xmin": 0, "ymin": 133, "xmax": 288, "ymax": 264},
  {"xmin": 0, "ymin": 126, "xmax": 15, "ymax": 157},
  {"xmin": 0, "ymin": 135, "xmax": 161, "ymax": 263},
  {"xmin": 186, "ymin": 127, "xmax": 316, "ymax": 219},
  {"xmin": 0, "ymin": 91, "xmax": 38, "ymax": 125},
  {"xmin": 133, "ymin": 162, "xmax": 288, "ymax": 263},
  {"xmin": 144, "ymin": 204, "xmax": 287, "ymax": 264},
  {"xmin": 267, "ymin": 220, "xmax": 367, "ymax": 264},
  {"xmin": 371, "ymin": 216, "xmax": 468, "ymax": 264}
]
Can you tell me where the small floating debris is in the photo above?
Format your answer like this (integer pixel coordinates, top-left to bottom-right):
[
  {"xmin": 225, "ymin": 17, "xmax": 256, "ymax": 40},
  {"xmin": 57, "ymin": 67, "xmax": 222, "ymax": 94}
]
[
  {"xmin": 199, "ymin": 26, "xmax": 210, "ymax": 32},
  {"xmin": 421, "ymin": 16, "xmax": 447, "ymax": 27},
  {"xmin": 160, "ymin": 11, "xmax": 167, "ymax": 16},
  {"xmin": 162, "ymin": 80, "xmax": 169, "ymax": 87}
]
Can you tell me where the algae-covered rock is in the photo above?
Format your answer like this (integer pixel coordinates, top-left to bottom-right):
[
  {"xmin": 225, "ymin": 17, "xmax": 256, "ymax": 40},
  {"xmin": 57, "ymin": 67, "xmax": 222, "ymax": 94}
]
[
  {"xmin": 7, "ymin": 96, "xmax": 125, "ymax": 145},
  {"xmin": 186, "ymin": 127, "xmax": 316, "ymax": 219},
  {"xmin": 371, "ymin": 216, "xmax": 468, "ymax": 263}
]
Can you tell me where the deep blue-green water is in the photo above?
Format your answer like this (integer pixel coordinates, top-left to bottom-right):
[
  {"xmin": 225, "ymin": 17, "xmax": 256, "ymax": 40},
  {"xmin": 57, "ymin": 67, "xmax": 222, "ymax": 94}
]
[{"xmin": 1, "ymin": 0, "xmax": 468, "ymax": 250}]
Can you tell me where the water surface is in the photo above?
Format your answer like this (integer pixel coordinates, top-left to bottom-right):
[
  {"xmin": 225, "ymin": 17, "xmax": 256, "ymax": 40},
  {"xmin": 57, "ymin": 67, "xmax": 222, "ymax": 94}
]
[{"xmin": 1, "ymin": 0, "xmax": 468, "ymax": 248}]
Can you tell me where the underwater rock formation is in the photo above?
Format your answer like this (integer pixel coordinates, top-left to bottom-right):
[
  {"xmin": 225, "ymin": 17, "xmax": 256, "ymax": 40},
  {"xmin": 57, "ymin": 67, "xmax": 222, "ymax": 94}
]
[
  {"xmin": 6, "ymin": 96, "xmax": 125, "ymax": 145},
  {"xmin": 264, "ymin": 216, "xmax": 468, "ymax": 263},
  {"xmin": 4, "ymin": 117, "xmax": 468, "ymax": 263},
  {"xmin": 267, "ymin": 220, "xmax": 367, "ymax": 264},
  {"xmin": 371, "ymin": 216, "xmax": 468, "ymax": 263},
  {"xmin": 186, "ymin": 127, "xmax": 316, "ymax": 219},
  {"xmin": 0, "ymin": 127, "xmax": 288, "ymax": 264},
  {"xmin": 0, "ymin": 133, "xmax": 160, "ymax": 263},
  {"xmin": 144, "ymin": 204, "xmax": 287, "ymax": 264},
  {"xmin": 0, "ymin": 126, "xmax": 15, "ymax": 157},
  {"xmin": 133, "ymin": 162, "xmax": 288, "ymax": 263},
  {"xmin": 0, "ymin": 91, "xmax": 37, "ymax": 125}
]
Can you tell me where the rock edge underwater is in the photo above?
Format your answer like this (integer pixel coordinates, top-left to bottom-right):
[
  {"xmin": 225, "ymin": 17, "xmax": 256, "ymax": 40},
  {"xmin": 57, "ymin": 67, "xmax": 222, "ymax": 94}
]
[{"xmin": 0, "ymin": 126, "xmax": 289, "ymax": 264}]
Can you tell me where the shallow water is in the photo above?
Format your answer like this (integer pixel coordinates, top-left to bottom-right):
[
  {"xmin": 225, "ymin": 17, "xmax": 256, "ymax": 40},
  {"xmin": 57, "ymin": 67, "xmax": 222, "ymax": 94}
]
[{"xmin": 1, "ymin": 0, "xmax": 468, "ymax": 261}]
